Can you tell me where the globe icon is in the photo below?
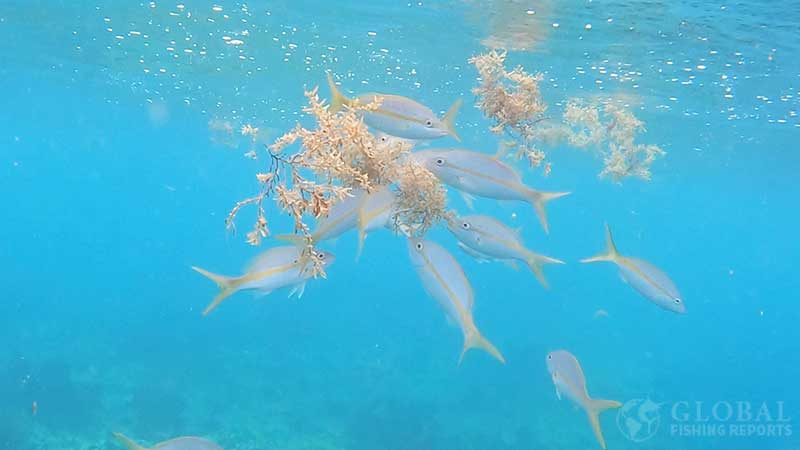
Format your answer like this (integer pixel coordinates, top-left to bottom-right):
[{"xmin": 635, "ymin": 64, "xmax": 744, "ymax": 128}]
[{"xmin": 616, "ymin": 398, "xmax": 661, "ymax": 442}]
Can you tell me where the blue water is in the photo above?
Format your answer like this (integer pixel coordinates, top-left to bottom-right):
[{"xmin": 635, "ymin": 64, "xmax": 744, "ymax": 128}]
[{"xmin": 1, "ymin": 1, "xmax": 798, "ymax": 449}]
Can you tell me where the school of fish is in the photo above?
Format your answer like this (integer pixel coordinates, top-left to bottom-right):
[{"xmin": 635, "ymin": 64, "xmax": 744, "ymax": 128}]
[{"xmin": 188, "ymin": 73, "xmax": 685, "ymax": 449}]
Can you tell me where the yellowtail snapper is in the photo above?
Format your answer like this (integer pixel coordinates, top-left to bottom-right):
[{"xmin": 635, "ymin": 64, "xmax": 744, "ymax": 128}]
[
  {"xmin": 357, "ymin": 186, "xmax": 397, "ymax": 258},
  {"xmin": 546, "ymin": 350, "xmax": 622, "ymax": 449},
  {"xmin": 327, "ymin": 73, "xmax": 462, "ymax": 141},
  {"xmin": 112, "ymin": 432, "xmax": 224, "ymax": 450},
  {"xmin": 407, "ymin": 238, "xmax": 505, "ymax": 364},
  {"xmin": 581, "ymin": 224, "xmax": 685, "ymax": 314},
  {"xmin": 446, "ymin": 213, "xmax": 564, "ymax": 288},
  {"xmin": 414, "ymin": 148, "xmax": 570, "ymax": 233},
  {"xmin": 192, "ymin": 246, "xmax": 335, "ymax": 316}
]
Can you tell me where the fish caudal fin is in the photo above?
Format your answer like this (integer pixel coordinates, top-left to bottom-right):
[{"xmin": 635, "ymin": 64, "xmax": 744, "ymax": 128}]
[
  {"xmin": 191, "ymin": 266, "xmax": 239, "ymax": 316},
  {"xmin": 111, "ymin": 432, "xmax": 148, "ymax": 450},
  {"xmin": 442, "ymin": 98, "xmax": 463, "ymax": 141},
  {"xmin": 526, "ymin": 189, "xmax": 570, "ymax": 234},
  {"xmin": 460, "ymin": 327, "xmax": 505, "ymax": 365},
  {"xmin": 326, "ymin": 72, "xmax": 350, "ymax": 113},
  {"xmin": 580, "ymin": 223, "xmax": 619, "ymax": 264},
  {"xmin": 585, "ymin": 398, "xmax": 623, "ymax": 449},
  {"xmin": 524, "ymin": 252, "xmax": 565, "ymax": 289}
]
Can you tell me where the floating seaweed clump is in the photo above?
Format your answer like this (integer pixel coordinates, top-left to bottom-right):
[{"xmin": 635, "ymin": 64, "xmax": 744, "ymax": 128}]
[
  {"xmin": 469, "ymin": 50, "xmax": 664, "ymax": 181},
  {"xmin": 226, "ymin": 86, "xmax": 446, "ymax": 273},
  {"xmin": 563, "ymin": 99, "xmax": 666, "ymax": 182},
  {"xmin": 469, "ymin": 50, "xmax": 569, "ymax": 173}
]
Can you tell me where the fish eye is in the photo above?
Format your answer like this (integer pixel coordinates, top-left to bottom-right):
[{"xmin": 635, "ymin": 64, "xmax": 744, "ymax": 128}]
[
  {"xmin": 415, "ymin": 242, "xmax": 424, "ymax": 250},
  {"xmin": 547, "ymin": 354, "xmax": 552, "ymax": 360},
  {"xmin": 462, "ymin": 222, "xmax": 470, "ymax": 230},
  {"xmin": 425, "ymin": 119, "xmax": 433, "ymax": 127},
  {"xmin": 674, "ymin": 298, "xmax": 682, "ymax": 304},
  {"xmin": 380, "ymin": 135, "xmax": 388, "ymax": 142},
  {"xmin": 435, "ymin": 158, "xmax": 444, "ymax": 166},
  {"xmin": 318, "ymin": 252, "xmax": 325, "ymax": 260}
]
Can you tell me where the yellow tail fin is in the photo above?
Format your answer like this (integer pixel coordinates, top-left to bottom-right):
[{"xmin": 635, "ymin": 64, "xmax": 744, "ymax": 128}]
[
  {"xmin": 524, "ymin": 251, "xmax": 565, "ymax": 289},
  {"xmin": 442, "ymin": 98, "xmax": 462, "ymax": 141},
  {"xmin": 580, "ymin": 223, "xmax": 619, "ymax": 264},
  {"xmin": 326, "ymin": 72, "xmax": 350, "ymax": 112},
  {"xmin": 460, "ymin": 327, "xmax": 505, "ymax": 365},
  {"xmin": 527, "ymin": 189, "xmax": 570, "ymax": 234},
  {"xmin": 586, "ymin": 398, "xmax": 623, "ymax": 449},
  {"xmin": 112, "ymin": 432, "xmax": 148, "ymax": 450},
  {"xmin": 191, "ymin": 266, "xmax": 238, "ymax": 316}
]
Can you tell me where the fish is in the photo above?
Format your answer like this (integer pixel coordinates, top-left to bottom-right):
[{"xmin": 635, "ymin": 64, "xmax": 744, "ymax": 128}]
[
  {"xmin": 407, "ymin": 238, "xmax": 505, "ymax": 364},
  {"xmin": 581, "ymin": 224, "xmax": 685, "ymax": 314},
  {"xmin": 327, "ymin": 73, "xmax": 462, "ymax": 141},
  {"xmin": 192, "ymin": 246, "xmax": 335, "ymax": 316},
  {"xmin": 278, "ymin": 190, "xmax": 366, "ymax": 245},
  {"xmin": 414, "ymin": 148, "xmax": 570, "ymax": 233},
  {"xmin": 112, "ymin": 432, "xmax": 224, "ymax": 450},
  {"xmin": 356, "ymin": 186, "xmax": 397, "ymax": 258},
  {"xmin": 446, "ymin": 213, "xmax": 564, "ymax": 288},
  {"xmin": 374, "ymin": 131, "xmax": 420, "ymax": 150},
  {"xmin": 545, "ymin": 350, "xmax": 622, "ymax": 449}
]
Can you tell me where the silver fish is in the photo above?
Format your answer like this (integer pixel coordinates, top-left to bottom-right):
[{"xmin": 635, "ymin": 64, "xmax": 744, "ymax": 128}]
[
  {"xmin": 581, "ymin": 224, "xmax": 685, "ymax": 314},
  {"xmin": 374, "ymin": 131, "xmax": 420, "ymax": 150},
  {"xmin": 192, "ymin": 246, "xmax": 335, "ymax": 315},
  {"xmin": 112, "ymin": 432, "xmax": 224, "ymax": 450},
  {"xmin": 407, "ymin": 238, "xmax": 505, "ymax": 364},
  {"xmin": 414, "ymin": 148, "xmax": 569, "ymax": 233},
  {"xmin": 307, "ymin": 189, "xmax": 366, "ymax": 244},
  {"xmin": 446, "ymin": 213, "xmax": 564, "ymax": 288},
  {"xmin": 327, "ymin": 73, "xmax": 461, "ymax": 141},
  {"xmin": 545, "ymin": 350, "xmax": 622, "ymax": 449},
  {"xmin": 357, "ymin": 186, "xmax": 397, "ymax": 258}
]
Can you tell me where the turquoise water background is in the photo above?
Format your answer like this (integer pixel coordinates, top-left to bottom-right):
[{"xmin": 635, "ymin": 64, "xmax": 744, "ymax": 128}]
[{"xmin": 1, "ymin": 1, "xmax": 798, "ymax": 449}]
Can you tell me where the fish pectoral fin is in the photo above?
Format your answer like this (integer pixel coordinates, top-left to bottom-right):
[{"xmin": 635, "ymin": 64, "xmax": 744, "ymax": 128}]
[
  {"xmin": 555, "ymin": 386, "xmax": 562, "ymax": 401},
  {"xmin": 459, "ymin": 191, "xmax": 476, "ymax": 210},
  {"xmin": 586, "ymin": 398, "xmax": 623, "ymax": 450},
  {"xmin": 502, "ymin": 260, "xmax": 520, "ymax": 271},
  {"xmin": 253, "ymin": 288, "xmax": 273, "ymax": 298},
  {"xmin": 356, "ymin": 205, "xmax": 369, "ymax": 261},
  {"xmin": 456, "ymin": 241, "xmax": 490, "ymax": 263},
  {"xmin": 111, "ymin": 432, "xmax": 147, "ymax": 450}
]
